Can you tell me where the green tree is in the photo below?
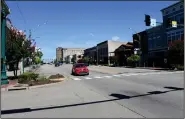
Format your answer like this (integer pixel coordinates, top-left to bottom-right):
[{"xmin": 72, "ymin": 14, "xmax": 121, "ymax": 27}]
[
  {"xmin": 83, "ymin": 57, "xmax": 90, "ymax": 63},
  {"xmin": 127, "ymin": 55, "xmax": 140, "ymax": 67},
  {"xmin": 168, "ymin": 40, "xmax": 184, "ymax": 66},
  {"xmin": 6, "ymin": 27, "xmax": 33, "ymax": 76},
  {"xmin": 71, "ymin": 57, "xmax": 75, "ymax": 63},
  {"xmin": 35, "ymin": 56, "xmax": 41, "ymax": 64}
]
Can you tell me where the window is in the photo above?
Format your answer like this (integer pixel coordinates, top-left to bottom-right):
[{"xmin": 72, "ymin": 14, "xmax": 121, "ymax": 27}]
[
  {"xmin": 165, "ymin": 11, "xmax": 169, "ymax": 14},
  {"xmin": 171, "ymin": 33, "xmax": 175, "ymax": 36},
  {"xmin": 176, "ymin": 34, "xmax": 180, "ymax": 40},
  {"xmin": 167, "ymin": 36, "xmax": 171, "ymax": 42},
  {"xmin": 180, "ymin": 5, "xmax": 183, "ymax": 9},
  {"xmin": 180, "ymin": 15, "xmax": 184, "ymax": 24},
  {"xmin": 180, "ymin": 33, "xmax": 184, "ymax": 40},
  {"xmin": 172, "ymin": 8, "xmax": 176, "ymax": 11},
  {"xmin": 148, "ymin": 39, "xmax": 153, "ymax": 50},
  {"xmin": 172, "ymin": 35, "xmax": 175, "ymax": 41}
]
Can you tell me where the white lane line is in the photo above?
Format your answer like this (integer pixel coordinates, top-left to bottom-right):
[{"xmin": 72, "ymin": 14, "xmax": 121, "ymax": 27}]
[
  {"xmin": 128, "ymin": 73, "xmax": 139, "ymax": 76},
  {"xmin": 73, "ymin": 78, "xmax": 82, "ymax": 80},
  {"xmin": 113, "ymin": 75, "xmax": 121, "ymax": 77},
  {"xmin": 84, "ymin": 77, "xmax": 92, "ymax": 80},
  {"xmin": 104, "ymin": 76, "xmax": 112, "ymax": 78},
  {"xmin": 121, "ymin": 74, "xmax": 131, "ymax": 76},
  {"xmin": 94, "ymin": 76, "xmax": 102, "ymax": 79}
]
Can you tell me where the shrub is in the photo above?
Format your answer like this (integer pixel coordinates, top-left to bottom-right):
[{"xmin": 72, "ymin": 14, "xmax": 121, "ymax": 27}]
[
  {"xmin": 49, "ymin": 74, "xmax": 64, "ymax": 79},
  {"xmin": 176, "ymin": 65, "xmax": 184, "ymax": 70},
  {"xmin": 18, "ymin": 72, "xmax": 39, "ymax": 83},
  {"xmin": 127, "ymin": 55, "xmax": 140, "ymax": 67},
  {"xmin": 37, "ymin": 76, "xmax": 48, "ymax": 81}
]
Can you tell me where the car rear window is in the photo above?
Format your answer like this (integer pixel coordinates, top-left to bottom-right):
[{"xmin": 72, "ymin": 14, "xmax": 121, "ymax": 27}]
[{"xmin": 75, "ymin": 64, "xmax": 86, "ymax": 68}]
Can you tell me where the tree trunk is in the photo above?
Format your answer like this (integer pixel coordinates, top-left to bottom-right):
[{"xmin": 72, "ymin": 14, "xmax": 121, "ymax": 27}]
[{"xmin": 13, "ymin": 62, "xmax": 19, "ymax": 76}]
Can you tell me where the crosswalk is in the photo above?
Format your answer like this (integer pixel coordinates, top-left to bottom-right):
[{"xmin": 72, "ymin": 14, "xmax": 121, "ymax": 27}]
[{"xmin": 71, "ymin": 71, "xmax": 183, "ymax": 81}]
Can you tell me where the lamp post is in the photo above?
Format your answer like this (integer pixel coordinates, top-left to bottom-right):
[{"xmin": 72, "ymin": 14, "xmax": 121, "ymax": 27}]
[{"xmin": 1, "ymin": 0, "xmax": 10, "ymax": 85}]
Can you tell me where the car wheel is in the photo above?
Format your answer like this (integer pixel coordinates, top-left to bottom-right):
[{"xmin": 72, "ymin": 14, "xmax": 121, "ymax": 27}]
[{"xmin": 87, "ymin": 73, "xmax": 89, "ymax": 75}]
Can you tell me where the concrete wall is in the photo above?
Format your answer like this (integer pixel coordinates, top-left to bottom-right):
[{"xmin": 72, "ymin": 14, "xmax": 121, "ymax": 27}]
[
  {"xmin": 108, "ymin": 40, "xmax": 126, "ymax": 55},
  {"xmin": 63, "ymin": 48, "xmax": 85, "ymax": 61}
]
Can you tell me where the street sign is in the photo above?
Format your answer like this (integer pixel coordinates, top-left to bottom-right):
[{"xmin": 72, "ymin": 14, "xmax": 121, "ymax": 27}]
[
  {"xmin": 150, "ymin": 18, "xmax": 156, "ymax": 27},
  {"xmin": 172, "ymin": 21, "xmax": 177, "ymax": 28}
]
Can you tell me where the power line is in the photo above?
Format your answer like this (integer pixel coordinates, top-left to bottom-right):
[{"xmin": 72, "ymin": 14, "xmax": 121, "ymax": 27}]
[{"xmin": 15, "ymin": 1, "xmax": 27, "ymax": 27}]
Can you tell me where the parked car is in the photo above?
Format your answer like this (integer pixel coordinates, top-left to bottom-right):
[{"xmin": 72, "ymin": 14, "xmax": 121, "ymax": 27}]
[
  {"xmin": 55, "ymin": 62, "xmax": 60, "ymax": 67},
  {"xmin": 71, "ymin": 63, "xmax": 89, "ymax": 76}
]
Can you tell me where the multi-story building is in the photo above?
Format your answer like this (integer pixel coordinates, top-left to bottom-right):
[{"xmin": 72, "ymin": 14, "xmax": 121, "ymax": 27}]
[
  {"xmin": 161, "ymin": 1, "xmax": 184, "ymax": 44},
  {"xmin": 72, "ymin": 54, "xmax": 83, "ymax": 63},
  {"xmin": 62, "ymin": 48, "xmax": 84, "ymax": 62},
  {"xmin": 146, "ymin": 25, "xmax": 167, "ymax": 67},
  {"xmin": 114, "ymin": 42, "xmax": 134, "ymax": 66},
  {"xmin": 56, "ymin": 47, "xmax": 85, "ymax": 62},
  {"xmin": 97, "ymin": 40, "xmax": 125, "ymax": 65},
  {"xmin": 56, "ymin": 47, "xmax": 63, "ymax": 61},
  {"xmin": 84, "ymin": 46, "xmax": 97, "ymax": 64}
]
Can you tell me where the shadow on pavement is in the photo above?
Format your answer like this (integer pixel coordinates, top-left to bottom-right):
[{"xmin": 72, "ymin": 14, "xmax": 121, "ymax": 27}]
[{"xmin": 1, "ymin": 86, "xmax": 183, "ymax": 115}]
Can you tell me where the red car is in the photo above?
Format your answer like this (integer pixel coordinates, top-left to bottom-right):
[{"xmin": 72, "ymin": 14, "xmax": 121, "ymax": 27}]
[{"xmin": 71, "ymin": 63, "xmax": 89, "ymax": 76}]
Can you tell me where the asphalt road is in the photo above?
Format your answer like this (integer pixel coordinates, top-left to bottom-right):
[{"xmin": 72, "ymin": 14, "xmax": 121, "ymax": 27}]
[
  {"xmin": 2, "ymin": 64, "xmax": 184, "ymax": 118},
  {"xmin": 49, "ymin": 64, "xmax": 184, "ymax": 118}
]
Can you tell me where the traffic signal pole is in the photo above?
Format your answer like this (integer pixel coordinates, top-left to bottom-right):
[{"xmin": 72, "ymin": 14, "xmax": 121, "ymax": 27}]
[{"xmin": 1, "ymin": 1, "xmax": 10, "ymax": 85}]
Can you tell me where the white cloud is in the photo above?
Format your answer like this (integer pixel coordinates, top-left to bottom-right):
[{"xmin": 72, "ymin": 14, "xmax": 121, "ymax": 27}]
[
  {"xmin": 112, "ymin": 36, "xmax": 120, "ymax": 41},
  {"xmin": 89, "ymin": 33, "xmax": 94, "ymax": 37}
]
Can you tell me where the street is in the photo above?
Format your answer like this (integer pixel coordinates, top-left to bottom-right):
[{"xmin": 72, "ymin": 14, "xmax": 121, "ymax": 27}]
[{"xmin": 1, "ymin": 64, "xmax": 184, "ymax": 118}]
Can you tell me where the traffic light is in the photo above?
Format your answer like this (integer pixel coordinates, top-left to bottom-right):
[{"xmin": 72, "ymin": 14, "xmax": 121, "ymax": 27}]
[
  {"xmin": 145, "ymin": 14, "xmax": 151, "ymax": 26},
  {"xmin": 166, "ymin": 18, "xmax": 172, "ymax": 27}
]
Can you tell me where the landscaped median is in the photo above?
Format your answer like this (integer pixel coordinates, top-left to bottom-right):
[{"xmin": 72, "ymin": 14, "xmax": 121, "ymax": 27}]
[{"xmin": 2, "ymin": 72, "xmax": 66, "ymax": 91}]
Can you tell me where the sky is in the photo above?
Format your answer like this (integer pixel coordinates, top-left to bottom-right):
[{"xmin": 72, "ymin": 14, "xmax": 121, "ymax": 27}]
[{"xmin": 6, "ymin": 1, "xmax": 177, "ymax": 60}]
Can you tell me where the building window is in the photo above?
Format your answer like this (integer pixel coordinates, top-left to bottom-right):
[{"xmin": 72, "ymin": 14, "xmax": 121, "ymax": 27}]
[
  {"xmin": 165, "ymin": 11, "xmax": 169, "ymax": 14},
  {"xmin": 180, "ymin": 5, "xmax": 183, "ymax": 9},
  {"xmin": 172, "ymin": 8, "xmax": 176, "ymax": 11},
  {"xmin": 176, "ymin": 34, "xmax": 180, "ymax": 40},
  {"xmin": 167, "ymin": 36, "xmax": 171, "ymax": 42},
  {"xmin": 180, "ymin": 15, "xmax": 184, "ymax": 24},
  {"xmin": 180, "ymin": 33, "xmax": 184, "ymax": 40},
  {"xmin": 172, "ymin": 35, "xmax": 175, "ymax": 41}
]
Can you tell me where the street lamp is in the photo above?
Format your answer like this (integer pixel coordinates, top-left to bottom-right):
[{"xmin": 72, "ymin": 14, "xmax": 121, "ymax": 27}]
[{"xmin": 1, "ymin": 0, "xmax": 10, "ymax": 85}]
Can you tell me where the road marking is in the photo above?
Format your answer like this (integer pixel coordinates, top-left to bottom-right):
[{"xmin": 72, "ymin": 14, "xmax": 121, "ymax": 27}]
[
  {"xmin": 140, "ymin": 73, "xmax": 148, "ymax": 75},
  {"xmin": 94, "ymin": 76, "xmax": 102, "ymax": 79},
  {"xmin": 104, "ymin": 76, "xmax": 112, "ymax": 78},
  {"xmin": 73, "ymin": 78, "xmax": 81, "ymax": 80},
  {"xmin": 84, "ymin": 77, "xmax": 92, "ymax": 80},
  {"xmin": 128, "ymin": 73, "xmax": 139, "ymax": 76},
  {"xmin": 121, "ymin": 74, "xmax": 131, "ymax": 76},
  {"xmin": 113, "ymin": 75, "xmax": 121, "ymax": 77}
]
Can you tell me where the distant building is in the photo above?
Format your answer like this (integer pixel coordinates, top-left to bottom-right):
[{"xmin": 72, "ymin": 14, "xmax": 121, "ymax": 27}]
[
  {"xmin": 56, "ymin": 47, "xmax": 63, "ymax": 61},
  {"xmin": 84, "ymin": 46, "xmax": 97, "ymax": 64},
  {"xmin": 56, "ymin": 47, "xmax": 85, "ymax": 63},
  {"xmin": 97, "ymin": 40, "xmax": 126, "ymax": 65},
  {"xmin": 72, "ymin": 53, "xmax": 83, "ymax": 63},
  {"xmin": 114, "ymin": 42, "xmax": 134, "ymax": 66},
  {"xmin": 62, "ymin": 48, "xmax": 84, "ymax": 62}
]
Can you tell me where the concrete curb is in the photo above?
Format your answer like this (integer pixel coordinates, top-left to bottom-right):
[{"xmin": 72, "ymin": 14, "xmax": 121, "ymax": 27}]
[{"xmin": 1, "ymin": 78, "xmax": 66, "ymax": 92}]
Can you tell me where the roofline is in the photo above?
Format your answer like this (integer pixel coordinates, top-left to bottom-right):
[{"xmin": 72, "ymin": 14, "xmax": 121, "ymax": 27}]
[{"xmin": 161, "ymin": 1, "xmax": 182, "ymax": 12}]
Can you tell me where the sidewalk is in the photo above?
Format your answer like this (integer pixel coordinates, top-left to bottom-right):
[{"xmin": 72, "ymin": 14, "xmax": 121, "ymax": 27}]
[{"xmin": 1, "ymin": 81, "xmax": 143, "ymax": 118}]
